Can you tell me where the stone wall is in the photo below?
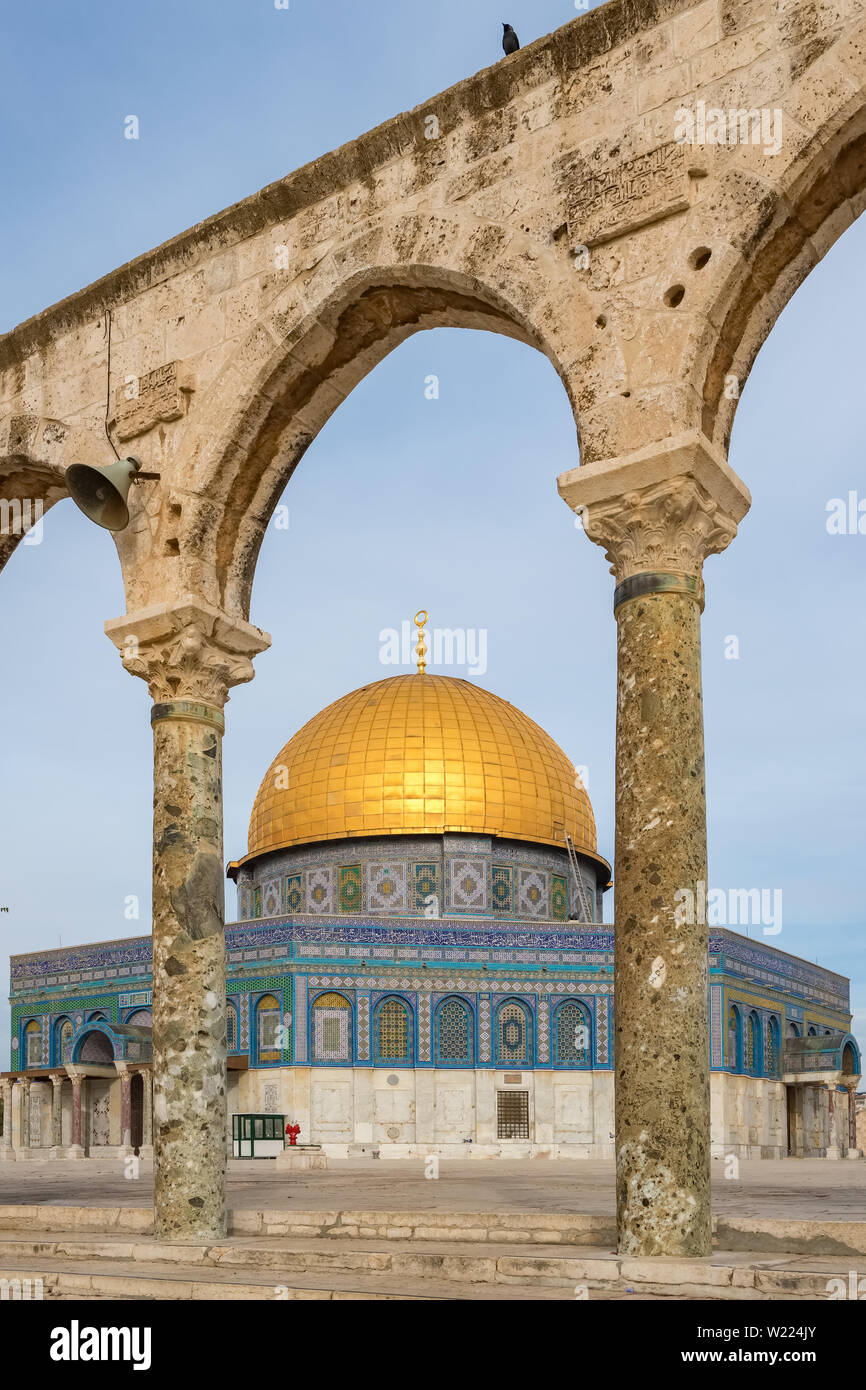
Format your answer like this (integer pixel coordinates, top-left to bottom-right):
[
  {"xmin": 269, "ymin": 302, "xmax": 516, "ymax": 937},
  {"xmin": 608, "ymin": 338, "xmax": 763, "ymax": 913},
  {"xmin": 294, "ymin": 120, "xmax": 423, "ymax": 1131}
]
[{"xmin": 4, "ymin": 0, "xmax": 866, "ymax": 618}]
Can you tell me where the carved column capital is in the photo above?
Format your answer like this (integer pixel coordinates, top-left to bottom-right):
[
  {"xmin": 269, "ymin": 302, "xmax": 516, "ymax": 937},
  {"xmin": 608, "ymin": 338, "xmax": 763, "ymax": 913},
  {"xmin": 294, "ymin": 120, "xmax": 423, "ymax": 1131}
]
[
  {"xmin": 105, "ymin": 595, "xmax": 271, "ymax": 710},
  {"xmin": 583, "ymin": 474, "xmax": 739, "ymax": 584},
  {"xmin": 558, "ymin": 433, "xmax": 751, "ymax": 590}
]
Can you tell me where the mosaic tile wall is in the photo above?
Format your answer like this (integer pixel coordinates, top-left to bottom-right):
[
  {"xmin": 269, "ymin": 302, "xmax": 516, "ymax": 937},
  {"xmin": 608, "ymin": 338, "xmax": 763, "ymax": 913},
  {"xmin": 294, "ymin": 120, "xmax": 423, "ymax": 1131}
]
[
  {"xmin": 9, "ymin": 913, "xmax": 854, "ymax": 1079},
  {"xmin": 234, "ymin": 833, "xmax": 603, "ymax": 924}
]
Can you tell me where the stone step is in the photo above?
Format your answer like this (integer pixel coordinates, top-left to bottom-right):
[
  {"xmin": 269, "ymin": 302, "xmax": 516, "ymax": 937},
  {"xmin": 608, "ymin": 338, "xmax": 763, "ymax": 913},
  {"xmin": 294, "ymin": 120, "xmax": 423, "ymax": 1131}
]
[
  {"xmin": 0, "ymin": 1234, "xmax": 856, "ymax": 1299},
  {"xmin": 0, "ymin": 1257, "xmax": 573, "ymax": 1301},
  {"xmin": 0, "ymin": 1204, "xmax": 615, "ymax": 1245},
  {"xmin": 2, "ymin": 1203, "xmax": 865, "ymax": 1257}
]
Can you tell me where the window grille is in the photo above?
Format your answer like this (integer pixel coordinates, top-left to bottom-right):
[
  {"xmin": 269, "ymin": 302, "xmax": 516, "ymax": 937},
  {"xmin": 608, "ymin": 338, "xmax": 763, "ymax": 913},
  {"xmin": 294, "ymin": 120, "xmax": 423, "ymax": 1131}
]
[
  {"xmin": 497, "ymin": 1002, "xmax": 530, "ymax": 1063},
  {"xmin": 437, "ymin": 999, "xmax": 471, "ymax": 1063},
  {"xmin": 497, "ymin": 1090, "xmax": 529, "ymax": 1139},
  {"xmin": 556, "ymin": 1001, "xmax": 590, "ymax": 1064},
  {"xmin": 377, "ymin": 998, "xmax": 409, "ymax": 1062}
]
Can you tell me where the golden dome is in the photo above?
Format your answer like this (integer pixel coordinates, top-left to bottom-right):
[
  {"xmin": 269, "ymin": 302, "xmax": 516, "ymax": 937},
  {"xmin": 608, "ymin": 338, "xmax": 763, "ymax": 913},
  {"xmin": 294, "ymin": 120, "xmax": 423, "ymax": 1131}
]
[{"xmin": 242, "ymin": 674, "xmax": 604, "ymax": 867}]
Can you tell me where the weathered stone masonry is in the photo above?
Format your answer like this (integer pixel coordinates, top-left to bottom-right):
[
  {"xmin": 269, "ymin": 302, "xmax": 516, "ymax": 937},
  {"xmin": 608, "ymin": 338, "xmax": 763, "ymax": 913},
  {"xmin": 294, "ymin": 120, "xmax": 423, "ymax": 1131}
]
[{"xmin": 3, "ymin": 0, "xmax": 866, "ymax": 1249}]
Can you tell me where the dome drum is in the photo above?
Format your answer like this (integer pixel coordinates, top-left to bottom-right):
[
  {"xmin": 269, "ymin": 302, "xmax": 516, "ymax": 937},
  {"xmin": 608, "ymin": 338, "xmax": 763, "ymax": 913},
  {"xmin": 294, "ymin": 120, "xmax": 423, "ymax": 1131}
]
[{"xmin": 231, "ymin": 831, "xmax": 606, "ymax": 924}]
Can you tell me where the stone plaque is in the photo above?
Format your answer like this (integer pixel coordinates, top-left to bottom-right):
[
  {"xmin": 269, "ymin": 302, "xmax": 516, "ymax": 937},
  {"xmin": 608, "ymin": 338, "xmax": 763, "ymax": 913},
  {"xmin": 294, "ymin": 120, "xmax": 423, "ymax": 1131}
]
[
  {"xmin": 566, "ymin": 141, "xmax": 691, "ymax": 247},
  {"xmin": 110, "ymin": 360, "xmax": 195, "ymax": 442}
]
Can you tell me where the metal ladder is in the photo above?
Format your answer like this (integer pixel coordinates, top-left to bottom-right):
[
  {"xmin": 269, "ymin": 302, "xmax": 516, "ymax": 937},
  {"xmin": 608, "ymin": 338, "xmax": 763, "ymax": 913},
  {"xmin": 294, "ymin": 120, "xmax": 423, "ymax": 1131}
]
[{"xmin": 564, "ymin": 832, "xmax": 594, "ymax": 924}]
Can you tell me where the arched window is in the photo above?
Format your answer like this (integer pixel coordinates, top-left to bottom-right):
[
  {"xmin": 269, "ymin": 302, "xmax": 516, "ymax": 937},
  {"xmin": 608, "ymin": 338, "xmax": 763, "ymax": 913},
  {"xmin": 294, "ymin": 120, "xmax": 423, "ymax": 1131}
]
[
  {"xmin": 787, "ymin": 1021, "xmax": 800, "ymax": 1039},
  {"xmin": 765, "ymin": 1016, "xmax": 781, "ymax": 1077},
  {"xmin": 496, "ymin": 1001, "xmax": 532, "ymax": 1065},
  {"xmin": 24, "ymin": 1020, "xmax": 42, "ymax": 1068},
  {"xmin": 256, "ymin": 993, "xmax": 282, "ymax": 1065},
  {"xmin": 727, "ymin": 1006, "xmax": 742, "ymax": 1071},
  {"xmin": 554, "ymin": 1000, "xmax": 591, "ymax": 1067},
  {"xmin": 807, "ymin": 1025, "xmax": 817, "ymax": 1037},
  {"xmin": 54, "ymin": 1017, "xmax": 74, "ymax": 1066},
  {"xmin": 376, "ymin": 997, "xmax": 412, "ymax": 1064},
  {"xmin": 88, "ymin": 1012, "xmax": 107, "ymax": 1023},
  {"xmin": 435, "ymin": 998, "xmax": 473, "ymax": 1065},
  {"xmin": 745, "ymin": 1012, "xmax": 761, "ymax": 1075},
  {"xmin": 312, "ymin": 992, "xmax": 351, "ymax": 1063},
  {"xmin": 125, "ymin": 1009, "xmax": 152, "ymax": 1027},
  {"xmin": 226, "ymin": 1002, "xmax": 238, "ymax": 1053},
  {"xmin": 842, "ymin": 1042, "xmax": 857, "ymax": 1076}
]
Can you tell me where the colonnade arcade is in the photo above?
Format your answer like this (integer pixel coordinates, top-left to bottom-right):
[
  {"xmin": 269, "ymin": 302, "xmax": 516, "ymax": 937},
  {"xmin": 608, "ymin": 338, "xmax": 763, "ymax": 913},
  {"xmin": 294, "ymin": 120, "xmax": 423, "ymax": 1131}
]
[
  {"xmin": 3, "ymin": 0, "xmax": 866, "ymax": 1253},
  {"xmin": 1, "ymin": 1068, "xmax": 154, "ymax": 1160}
]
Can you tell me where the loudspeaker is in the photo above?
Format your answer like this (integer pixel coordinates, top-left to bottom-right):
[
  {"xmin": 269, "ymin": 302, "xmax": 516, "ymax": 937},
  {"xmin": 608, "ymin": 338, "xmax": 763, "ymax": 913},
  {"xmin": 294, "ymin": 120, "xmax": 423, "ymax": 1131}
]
[{"xmin": 65, "ymin": 457, "xmax": 141, "ymax": 532}]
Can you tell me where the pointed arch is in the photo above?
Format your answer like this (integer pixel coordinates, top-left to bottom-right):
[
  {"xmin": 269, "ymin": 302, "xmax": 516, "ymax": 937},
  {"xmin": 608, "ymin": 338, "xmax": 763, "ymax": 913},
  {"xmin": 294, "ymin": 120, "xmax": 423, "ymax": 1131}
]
[
  {"xmin": 434, "ymin": 996, "xmax": 474, "ymax": 1066},
  {"xmin": 495, "ymin": 999, "xmax": 533, "ymax": 1066},
  {"xmin": 553, "ymin": 998, "xmax": 592, "ymax": 1068},
  {"xmin": 374, "ymin": 994, "xmax": 413, "ymax": 1065}
]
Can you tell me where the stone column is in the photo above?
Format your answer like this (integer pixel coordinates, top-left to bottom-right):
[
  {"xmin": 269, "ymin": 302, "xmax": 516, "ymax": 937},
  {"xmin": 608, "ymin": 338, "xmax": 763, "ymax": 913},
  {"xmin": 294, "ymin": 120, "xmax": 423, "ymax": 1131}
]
[
  {"xmin": 845, "ymin": 1087, "xmax": 861, "ymax": 1157},
  {"xmin": 559, "ymin": 435, "xmax": 750, "ymax": 1256},
  {"xmin": 17, "ymin": 1078, "xmax": 31, "ymax": 1159},
  {"xmin": 118, "ymin": 1068, "xmax": 133, "ymax": 1157},
  {"xmin": 0, "ymin": 1078, "xmax": 14, "ymax": 1160},
  {"xmin": 67, "ymin": 1075, "xmax": 85, "ymax": 1159},
  {"xmin": 142, "ymin": 1070, "xmax": 154, "ymax": 1150},
  {"xmin": 50, "ymin": 1074, "xmax": 64, "ymax": 1157},
  {"xmin": 106, "ymin": 596, "xmax": 269, "ymax": 1240}
]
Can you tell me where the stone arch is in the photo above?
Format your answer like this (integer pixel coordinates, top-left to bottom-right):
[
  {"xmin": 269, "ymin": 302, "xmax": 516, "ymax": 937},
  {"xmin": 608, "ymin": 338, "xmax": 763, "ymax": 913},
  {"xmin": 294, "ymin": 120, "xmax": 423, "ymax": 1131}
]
[
  {"xmin": 728, "ymin": 1005, "xmax": 743, "ymax": 1072},
  {"xmin": 681, "ymin": 25, "xmax": 866, "ymax": 453},
  {"xmin": 54, "ymin": 1016, "xmax": 74, "ymax": 1066},
  {"xmin": 170, "ymin": 245, "xmax": 599, "ymax": 620},
  {"xmin": 434, "ymin": 995, "xmax": 474, "ymax": 1067},
  {"xmin": 124, "ymin": 1008, "xmax": 152, "ymax": 1027},
  {"xmin": 0, "ymin": 417, "xmax": 106, "ymax": 576},
  {"xmin": 73, "ymin": 1027, "xmax": 116, "ymax": 1066},
  {"xmin": 374, "ymin": 994, "xmax": 413, "ymax": 1065},
  {"xmin": 553, "ymin": 998, "xmax": 592, "ymax": 1068}
]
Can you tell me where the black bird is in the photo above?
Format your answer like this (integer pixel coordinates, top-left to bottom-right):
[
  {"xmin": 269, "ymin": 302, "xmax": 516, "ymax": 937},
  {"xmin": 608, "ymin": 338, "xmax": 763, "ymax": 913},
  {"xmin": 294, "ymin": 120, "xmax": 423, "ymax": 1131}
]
[{"xmin": 502, "ymin": 23, "xmax": 520, "ymax": 55}]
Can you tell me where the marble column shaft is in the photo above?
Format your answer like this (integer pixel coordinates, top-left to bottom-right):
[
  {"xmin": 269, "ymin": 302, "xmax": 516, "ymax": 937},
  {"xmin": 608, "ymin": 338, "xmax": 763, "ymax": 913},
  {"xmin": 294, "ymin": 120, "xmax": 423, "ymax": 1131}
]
[
  {"xmin": 1, "ymin": 1079, "xmax": 12, "ymax": 1155},
  {"xmin": 51, "ymin": 1076, "xmax": 63, "ymax": 1147},
  {"xmin": 143, "ymin": 1070, "xmax": 154, "ymax": 1146},
  {"xmin": 18, "ymin": 1079, "xmax": 30, "ymax": 1151},
  {"xmin": 105, "ymin": 596, "xmax": 269, "ymax": 1241},
  {"xmin": 150, "ymin": 702, "xmax": 227, "ymax": 1237},
  {"xmin": 558, "ymin": 443, "xmax": 750, "ymax": 1257},
  {"xmin": 613, "ymin": 588, "xmax": 710, "ymax": 1254},
  {"xmin": 120, "ymin": 1071, "xmax": 132, "ymax": 1149},
  {"xmin": 71, "ymin": 1077, "xmax": 83, "ymax": 1148}
]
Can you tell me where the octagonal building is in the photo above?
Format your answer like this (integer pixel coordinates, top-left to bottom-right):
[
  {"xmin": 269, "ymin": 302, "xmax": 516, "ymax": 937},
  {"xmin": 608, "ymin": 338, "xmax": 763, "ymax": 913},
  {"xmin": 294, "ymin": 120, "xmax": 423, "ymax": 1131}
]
[{"xmin": 4, "ymin": 668, "xmax": 861, "ymax": 1161}]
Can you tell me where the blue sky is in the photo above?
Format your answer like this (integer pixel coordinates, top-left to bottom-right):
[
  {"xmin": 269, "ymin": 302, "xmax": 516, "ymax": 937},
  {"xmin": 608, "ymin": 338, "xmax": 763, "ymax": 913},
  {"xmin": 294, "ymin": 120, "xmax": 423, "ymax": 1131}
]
[{"xmin": 0, "ymin": 0, "xmax": 864, "ymax": 1068}]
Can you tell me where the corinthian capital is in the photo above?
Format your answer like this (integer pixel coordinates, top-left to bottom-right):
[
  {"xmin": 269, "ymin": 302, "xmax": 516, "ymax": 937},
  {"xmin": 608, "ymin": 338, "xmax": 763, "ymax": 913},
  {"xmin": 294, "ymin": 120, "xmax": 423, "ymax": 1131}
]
[
  {"xmin": 105, "ymin": 596, "xmax": 271, "ymax": 708},
  {"xmin": 558, "ymin": 434, "xmax": 751, "ymax": 584},
  {"xmin": 582, "ymin": 475, "xmax": 739, "ymax": 582}
]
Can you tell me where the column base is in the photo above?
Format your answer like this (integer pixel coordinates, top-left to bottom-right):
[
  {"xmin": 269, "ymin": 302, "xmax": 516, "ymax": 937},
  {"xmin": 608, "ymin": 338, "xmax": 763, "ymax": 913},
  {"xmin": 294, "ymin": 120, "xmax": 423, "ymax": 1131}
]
[
  {"xmin": 844, "ymin": 1148, "xmax": 863, "ymax": 1159},
  {"xmin": 825, "ymin": 1146, "xmax": 842, "ymax": 1160},
  {"xmin": 137, "ymin": 1145, "xmax": 154, "ymax": 1161},
  {"xmin": 118, "ymin": 1145, "xmax": 135, "ymax": 1161},
  {"xmin": 64, "ymin": 1145, "xmax": 86, "ymax": 1161},
  {"xmin": 48, "ymin": 1147, "xmax": 66, "ymax": 1160},
  {"xmin": 0, "ymin": 1148, "xmax": 16, "ymax": 1161}
]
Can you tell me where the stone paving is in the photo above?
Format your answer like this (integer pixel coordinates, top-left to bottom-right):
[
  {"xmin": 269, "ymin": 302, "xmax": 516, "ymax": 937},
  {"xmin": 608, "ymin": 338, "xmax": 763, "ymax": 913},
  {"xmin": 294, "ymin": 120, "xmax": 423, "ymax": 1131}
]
[{"xmin": 0, "ymin": 1157, "xmax": 863, "ymax": 1219}]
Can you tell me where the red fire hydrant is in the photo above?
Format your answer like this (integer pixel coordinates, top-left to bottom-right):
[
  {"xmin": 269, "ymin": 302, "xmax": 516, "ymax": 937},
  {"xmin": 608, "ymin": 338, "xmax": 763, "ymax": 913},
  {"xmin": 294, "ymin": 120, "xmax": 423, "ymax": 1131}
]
[{"xmin": 285, "ymin": 1122, "xmax": 301, "ymax": 1147}]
